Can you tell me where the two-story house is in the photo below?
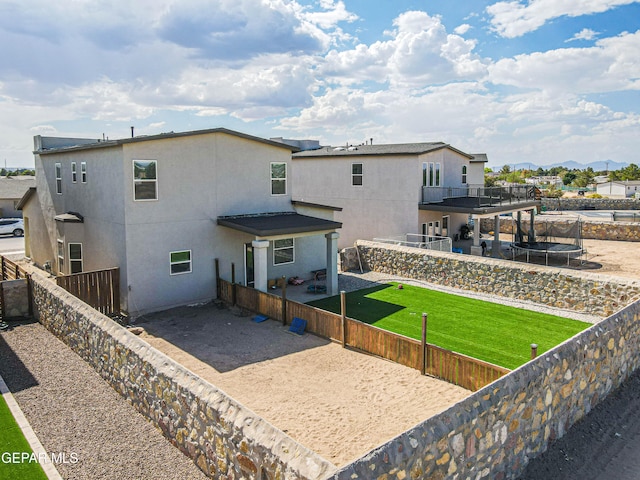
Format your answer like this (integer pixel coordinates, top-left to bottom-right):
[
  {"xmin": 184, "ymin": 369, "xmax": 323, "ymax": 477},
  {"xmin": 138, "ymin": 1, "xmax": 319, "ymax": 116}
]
[
  {"xmin": 291, "ymin": 143, "xmax": 539, "ymax": 256},
  {"xmin": 21, "ymin": 128, "xmax": 341, "ymax": 316}
]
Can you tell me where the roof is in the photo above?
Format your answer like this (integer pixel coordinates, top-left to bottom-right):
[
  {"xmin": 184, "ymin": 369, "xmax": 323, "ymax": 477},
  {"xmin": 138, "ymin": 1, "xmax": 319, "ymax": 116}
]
[
  {"xmin": 16, "ymin": 187, "xmax": 36, "ymax": 210},
  {"xmin": 54, "ymin": 212, "xmax": 84, "ymax": 223},
  {"xmin": 470, "ymin": 154, "xmax": 489, "ymax": 163},
  {"xmin": 217, "ymin": 212, "xmax": 341, "ymax": 237},
  {"xmin": 599, "ymin": 181, "xmax": 640, "ymax": 187},
  {"xmin": 35, "ymin": 128, "xmax": 300, "ymax": 155},
  {"xmin": 0, "ymin": 176, "xmax": 36, "ymax": 199},
  {"xmin": 292, "ymin": 142, "xmax": 473, "ymax": 159},
  {"xmin": 291, "ymin": 200, "xmax": 343, "ymax": 211}
]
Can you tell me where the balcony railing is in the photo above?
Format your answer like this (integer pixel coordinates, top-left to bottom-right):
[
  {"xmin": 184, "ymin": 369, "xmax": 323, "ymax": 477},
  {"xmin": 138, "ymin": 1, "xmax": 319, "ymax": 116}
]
[{"xmin": 421, "ymin": 185, "xmax": 538, "ymax": 207}]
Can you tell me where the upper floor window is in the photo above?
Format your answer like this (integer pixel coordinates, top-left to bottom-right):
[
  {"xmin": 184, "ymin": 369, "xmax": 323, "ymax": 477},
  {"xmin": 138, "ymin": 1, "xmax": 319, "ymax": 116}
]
[
  {"xmin": 271, "ymin": 162, "xmax": 286, "ymax": 195},
  {"xmin": 462, "ymin": 165, "xmax": 468, "ymax": 184},
  {"xmin": 71, "ymin": 162, "xmax": 77, "ymax": 183},
  {"xmin": 423, "ymin": 162, "xmax": 440, "ymax": 187},
  {"xmin": 352, "ymin": 163, "xmax": 363, "ymax": 186},
  {"xmin": 81, "ymin": 162, "xmax": 87, "ymax": 183},
  {"xmin": 133, "ymin": 160, "xmax": 157, "ymax": 201},
  {"xmin": 55, "ymin": 163, "xmax": 62, "ymax": 194},
  {"xmin": 435, "ymin": 163, "xmax": 441, "ymax": 187}
]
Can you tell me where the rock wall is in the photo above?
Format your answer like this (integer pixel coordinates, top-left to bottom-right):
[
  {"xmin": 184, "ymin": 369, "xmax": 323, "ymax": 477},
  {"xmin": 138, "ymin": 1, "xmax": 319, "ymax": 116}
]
[
  {"xmin": 354, "ymin": 240, "xmax": 640, "ymax": 318},
  {"xmin": 541, "ymin": 198, "xmax": 640, "ymax": 211},
  {"xmin": 330, "ymin": 299, "xmax": 640, "ymax": 480},
  {"xmin": 28, "ymin": 271, "xmax": 335, "ymax": 480},
  {"xmin": 1, "ymin": 278, "xmax": 30, "ymax": 319},
  {"xmin": 479, "ymin": 217, "xmax": 640, "ymax": 242}
]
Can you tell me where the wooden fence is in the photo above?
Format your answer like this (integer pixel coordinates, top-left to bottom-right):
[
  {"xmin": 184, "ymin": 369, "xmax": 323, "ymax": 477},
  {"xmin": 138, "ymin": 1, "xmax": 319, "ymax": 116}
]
[
  {"xmin": 56, "ymin": 267, "xmax": 120, "ymax": 316},
  {"xmin": 217, "ymin": 278, "xmax": 510, "ymax": 391}
]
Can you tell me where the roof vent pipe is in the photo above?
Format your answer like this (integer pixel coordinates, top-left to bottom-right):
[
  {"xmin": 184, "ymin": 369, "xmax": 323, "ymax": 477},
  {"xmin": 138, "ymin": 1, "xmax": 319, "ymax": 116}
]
[
  {"xmin": 370, "ymin": 138, "xmax": 373, "ymax": 145},
  {"xmin": 131, "ymin": 126, "xmax": 135, "ymax": 138}
]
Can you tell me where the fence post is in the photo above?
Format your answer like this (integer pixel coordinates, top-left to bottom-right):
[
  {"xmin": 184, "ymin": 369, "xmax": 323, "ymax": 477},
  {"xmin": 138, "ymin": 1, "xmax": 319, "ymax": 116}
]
[
  {"xmin": 281, "ymin": 276, "xmax": 287, "ymax": 325},
  {"xmin": 231, "ymin": 263, "xmax": 236, "ymax": 306},
  {"xmin": 1, "ymin": 256, "xmax": 4, "ymax": 280},
  {"xmin": 530, "ymin": 343, "xmax": 538, "ymax": 360},
  {"xmin": 340, "ymin": 291, "xmax": 346, "ymax": 348},
  {"xmin": 421, "ymin": 313, "xmax": 428, "ymax": 375},
  {"xmin": 215, "ymin": 258, "xmax": 220, "ymax": 299}
]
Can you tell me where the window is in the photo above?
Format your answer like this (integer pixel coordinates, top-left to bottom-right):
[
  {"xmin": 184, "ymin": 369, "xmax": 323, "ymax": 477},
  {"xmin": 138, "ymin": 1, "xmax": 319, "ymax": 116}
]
[
  {"xmin": 81, "ymin": 162, "xmax": 87, "ymax": 183},
  {"xmin": 423, "ymin": 162, "xmax": 440, "ymax": 187},
  {"xmin": 133, "ymin": 160, "xmax": 157, "ymax": 201},
  {"xmin": 270, "ymin": 162, "xmax": 287, "ymax": 195},
  {"xmin": 422, "ymin": 163, "xmax": 427, "ymax": 186},
  {"xmin": 170, "ymin": 250, "xmax": 192, "ymax": 275},
  {"xmin": 69, "ymin": 243, "xmax": 83, "ymax": 274},
  {"xmin": 352, "ymin": 163, "xmax": 363, "ymax": 186},
  {"xmin": 273, "ymin": 238, "xmax": 294, "ymax": 265},
  {"xmin": 57, "ymin": 239, "xmax": 64, "ymax": 273},
  {"xmin": 462, "ymin": 165, "xmax": 468, "ymax": 184},
  {"xmin": 55, "ymin": 163, "xmax": 62, "ymax": 194},
  {"xmin": 429, "ymin": 163, "xmax": 434, "ymax": 186},
  {"xmin": 71, "ymin": 162, "xmax": 77, "ymax": 183},
  {"xmin": 435, "ymin": 163, "xmax": 441, "ymax": 187}
]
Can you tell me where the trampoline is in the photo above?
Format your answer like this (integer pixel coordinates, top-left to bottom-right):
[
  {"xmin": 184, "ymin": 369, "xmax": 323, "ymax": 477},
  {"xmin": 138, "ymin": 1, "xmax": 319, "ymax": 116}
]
[{"xmin": 510, "ymin": 215, "xmax": 585, "ymax": 266}]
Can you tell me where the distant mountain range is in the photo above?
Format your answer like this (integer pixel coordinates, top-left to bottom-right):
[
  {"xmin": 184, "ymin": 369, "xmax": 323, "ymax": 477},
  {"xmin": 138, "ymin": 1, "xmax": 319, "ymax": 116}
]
[{"xmin": 499, "ymin": 160, "xmax": 630, "ymax": 172}]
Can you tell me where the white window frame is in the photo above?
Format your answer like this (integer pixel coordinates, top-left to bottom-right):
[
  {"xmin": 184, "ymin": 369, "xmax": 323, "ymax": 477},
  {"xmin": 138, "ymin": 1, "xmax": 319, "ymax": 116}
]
[
  {"xmin": 352, "ymin": 163, "xmax": 363, "ymax": 186},
  {"xmin": 270, "ymin": 162, "xmax": 287, "ymax": 196},
  {"xmin": 68, "ymin": 242, "xmax": 83, "ymax": 274},
  {"xmin": 55, "ymin": 163, "xmax": 62, "ymax": 194},
  {"xmin": 81, "ymin": 162, "xmax": 87, "ymax": 183},
  {"xmin": 273, "ymin": 238, "xmax": 294, "ymax": 265},
  {"xmin": 170, "ymin": 250, "xmax": 192, "ymax": 275},
  {"xmin": 133, "ymin": 160, "xmax": 158, "ymax": 201},
  {"xmin": 71, "ymin": 162, "xmax": 77, "ymax": 183},
  {"xmin": 462, "ymin": 165, "xmax": 468, "ymax": 184},
  {"xmin": 57, "ymin": 239, "xmax": 64, "ymax": 273}
]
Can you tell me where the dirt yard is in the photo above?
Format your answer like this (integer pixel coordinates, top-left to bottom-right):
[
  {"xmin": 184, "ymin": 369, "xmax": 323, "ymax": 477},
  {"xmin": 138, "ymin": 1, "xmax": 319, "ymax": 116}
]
[{"xmin": 136, "ymin": 306, "xmax": 469, "ymax": 467}]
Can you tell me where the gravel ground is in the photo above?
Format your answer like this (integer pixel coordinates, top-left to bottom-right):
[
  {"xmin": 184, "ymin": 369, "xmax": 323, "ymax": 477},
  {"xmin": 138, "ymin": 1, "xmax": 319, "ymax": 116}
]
[
  {"xmin": 0, "ymin": 320, "xmax": 207, "ymax": 480},
  {"xmin": 338, "ymin": 270, "xmax": 601, "ymax": 324}
]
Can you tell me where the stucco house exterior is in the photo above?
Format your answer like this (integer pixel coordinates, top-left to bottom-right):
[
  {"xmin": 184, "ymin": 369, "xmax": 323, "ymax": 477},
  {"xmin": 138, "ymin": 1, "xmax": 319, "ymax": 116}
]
[
  {"xmin": 0, "ymin": 176, "xmax": 35, "ymax": 218},
  {"xmin": 596, "ymin": 181, "xmax": 640, "ymax": 198},
  {"xmin": 291, "ymin": 143, "xmax": 539, "ymax": 255},
  {"xmin": 21, "ymin": 128, "xmax": 341, "ymax": 316}
]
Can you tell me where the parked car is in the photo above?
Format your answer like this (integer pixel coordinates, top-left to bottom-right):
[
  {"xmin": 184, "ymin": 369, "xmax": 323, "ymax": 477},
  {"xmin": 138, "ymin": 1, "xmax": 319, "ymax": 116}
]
[{"xmin": 0, "ymin": 218, "xmax": 24, "ymax": 236}]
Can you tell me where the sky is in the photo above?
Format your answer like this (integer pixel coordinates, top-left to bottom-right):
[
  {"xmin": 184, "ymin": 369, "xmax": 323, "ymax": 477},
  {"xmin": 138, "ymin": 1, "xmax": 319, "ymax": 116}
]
[{"xmin": 0, "ymin": 0, "xmax": 639, "ymax": 169}]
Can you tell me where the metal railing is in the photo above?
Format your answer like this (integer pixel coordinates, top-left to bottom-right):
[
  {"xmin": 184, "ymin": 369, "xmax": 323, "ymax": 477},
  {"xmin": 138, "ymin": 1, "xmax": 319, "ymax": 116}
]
[
  {"xmin": 421, "ymin": 185, "xmax": 538, "ymax": 206},
  {"xmin": 372, "ymin": 234, "xmax": 452, "ymax": 252}
]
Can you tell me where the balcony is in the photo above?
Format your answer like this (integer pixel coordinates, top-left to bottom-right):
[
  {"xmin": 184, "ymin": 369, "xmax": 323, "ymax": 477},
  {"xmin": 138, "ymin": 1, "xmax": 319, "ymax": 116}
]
[{"xmin": 420, "ymin": 185, "xmax": 540, "ymax": 212}]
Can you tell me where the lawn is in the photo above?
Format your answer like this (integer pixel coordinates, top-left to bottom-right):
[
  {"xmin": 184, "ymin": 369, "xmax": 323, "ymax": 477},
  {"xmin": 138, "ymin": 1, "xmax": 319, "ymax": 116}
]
[
  {"xmin": 0, "ymin": 393, "xmax": 48, "ymax": 480},
  {"xmin": 307, "ymin": 283, "xmax": 590, "ymax": 370}
]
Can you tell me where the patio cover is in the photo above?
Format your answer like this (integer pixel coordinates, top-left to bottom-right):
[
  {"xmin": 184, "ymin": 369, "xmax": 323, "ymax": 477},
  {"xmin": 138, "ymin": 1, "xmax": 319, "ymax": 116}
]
[{"xmin": 217, "ymin": 212, "xmax": 341, "ymax": 237}]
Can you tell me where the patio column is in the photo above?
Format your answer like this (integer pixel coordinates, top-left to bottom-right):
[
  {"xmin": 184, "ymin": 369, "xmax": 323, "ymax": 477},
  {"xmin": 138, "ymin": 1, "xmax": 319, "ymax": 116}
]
[
  {"xmin": 252, "ymin": 239, "xmax": 270, "ymax": 292},
  {"xmin": 325, "ymin": 232, "xmax": 339, "ymax": 296},
  {"xmin": 492, "ymin": 214, "xmax": 501, "ymax": 258},
  {"xmin": 529, "ymin": 209, "xmax": 536, "ymax": 243},
  {"xmin": 470, "ymin": 215, "xmax": 483, "ymax": 256}
]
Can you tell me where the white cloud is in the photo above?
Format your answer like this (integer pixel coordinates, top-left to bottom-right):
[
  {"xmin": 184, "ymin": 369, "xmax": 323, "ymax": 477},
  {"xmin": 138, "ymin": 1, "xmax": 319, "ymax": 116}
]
[
  {"xmin": 454, "ymin": 24, "xmax": 472, "ymax": 35},
  {"xmin": 486, "ymin": 0, "xmax": 640, "ymax": 38},
  {"xmin": 566, "ymin": 28, "xmax": 600, "ymax": 42},
  {"xmin": 489, "ymin": 30, "xmax": 640, "ymax": 94},
  {"xmin": 320, "ymin": 11, "xmax": 488, "ymax": 88}
]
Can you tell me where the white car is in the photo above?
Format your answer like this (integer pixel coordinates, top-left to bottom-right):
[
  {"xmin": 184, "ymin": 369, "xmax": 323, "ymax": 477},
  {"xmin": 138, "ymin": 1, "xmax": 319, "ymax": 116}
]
[{"xmin": 0, "ymin": 218, "xmax": 24, "ymax": 236}]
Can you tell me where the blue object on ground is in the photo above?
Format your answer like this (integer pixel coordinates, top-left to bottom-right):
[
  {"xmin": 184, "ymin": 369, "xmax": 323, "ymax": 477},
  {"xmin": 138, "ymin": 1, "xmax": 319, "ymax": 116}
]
[
  {"xmin": 253, "ymin": 314, "xmax": 269, "ymax": 323},
  {"xmin": 452, "ymin": 247, "xmax": 464, "ymax": 254},
  {"xmin": 289, "ymin": 317, "xmax": 307, "ymax": 335}
]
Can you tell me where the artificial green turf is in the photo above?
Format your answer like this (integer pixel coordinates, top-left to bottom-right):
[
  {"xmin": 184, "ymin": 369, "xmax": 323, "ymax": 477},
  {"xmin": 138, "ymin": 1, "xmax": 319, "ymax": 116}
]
[
  {"xmin": 307, "ymin": 283, "xmax": 589, "ymax": 370},
  {"xmin": 0, "ymin": 394, "xmax": 48, "ymax": 480}
]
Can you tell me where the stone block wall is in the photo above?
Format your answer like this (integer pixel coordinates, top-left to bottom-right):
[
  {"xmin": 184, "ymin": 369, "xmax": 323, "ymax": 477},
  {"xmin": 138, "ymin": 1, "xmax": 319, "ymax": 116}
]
[
  {"xmin": 355, "ymin": 240, "xmax": 640, "ymax": 317},
  {"xmin": 28, "ymin": 272, "xmax": 335, "ymax": 480},
  {"xmin": 1, "ymin": 279, "xmax": 30, "ymax": 319},
  {"xmin": 541, "ymin": 198, "xmax": 640, "ymax": 211},
  {"xmin": 479, "ymin": 217, "xmax": 640, "ymax": 242},
  {"xmin": 330, "ymin": 299, "xmax": 640, "ymax": 480}
]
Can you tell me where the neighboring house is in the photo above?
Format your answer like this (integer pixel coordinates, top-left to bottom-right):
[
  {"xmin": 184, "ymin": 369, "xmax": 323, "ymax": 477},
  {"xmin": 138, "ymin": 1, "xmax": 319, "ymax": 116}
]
[
  {"xmin": 291, "ymin": 143, "xmax": 539, "ymax": 255},
  {"xmin": 0, "ymin": 176, "xmax": 35, "ymax": 217},
  {"xmin": 596, "ymin": 181, "xmax": 640, "ymax": 198},
  {"xmin": 526, "ymin": 176, "xmax": 563, "ymax": 188},
  {"xmin": 20, "ymin": 128, "xmax": 341, "ymax": 316}
]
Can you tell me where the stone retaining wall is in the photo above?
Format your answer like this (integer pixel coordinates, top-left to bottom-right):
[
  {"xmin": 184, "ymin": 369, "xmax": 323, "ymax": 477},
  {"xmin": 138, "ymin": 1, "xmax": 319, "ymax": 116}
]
[
  {"xmin": 479, "ymin": 217, "xmax": 640, "ymax": 242},
  {"xmin": 541, "ymin": 197, "xmax": 640, "ymax": 211},
  {"xmin": 1, "ymin": 279, "xmax": 30, "ymax": 319},
  {"xmin": 354, "ymin": 240, "xmax": 640, "ymax": 318},
  {"xmin": 330, "ymin": 297, "xmax": 640, "ymax": 480},
  {"xmin": 28, "ymin": 271, "xmax": 335, "ymax": 480}
]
